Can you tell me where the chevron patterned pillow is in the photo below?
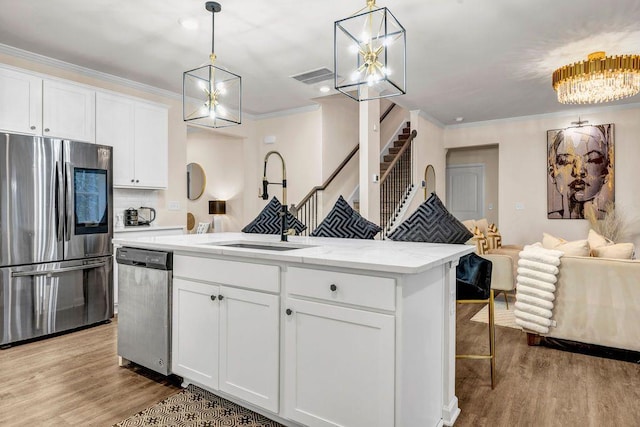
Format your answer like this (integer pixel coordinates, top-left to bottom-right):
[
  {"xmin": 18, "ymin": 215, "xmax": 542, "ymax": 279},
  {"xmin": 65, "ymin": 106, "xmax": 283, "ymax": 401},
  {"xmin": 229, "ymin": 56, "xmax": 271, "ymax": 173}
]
[
  {"xmin": 388, "ymin": 192, "xmax": 473, "ymax": 244},
  {"xmin": 242, "ymin": 197, "xmax": 306, "ymax": 235},
  {"xmin": 311, "ymin": 196, "xmax": 381, "ymax": 239}
]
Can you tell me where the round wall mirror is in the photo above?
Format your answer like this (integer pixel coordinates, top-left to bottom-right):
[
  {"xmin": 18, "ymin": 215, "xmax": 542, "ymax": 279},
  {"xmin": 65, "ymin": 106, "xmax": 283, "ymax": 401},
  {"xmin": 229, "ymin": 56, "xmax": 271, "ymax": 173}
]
[
  {"xmin": 187, "ymin": 162, "xmax": 206, "ymax": 200},
  {"xmin": 424, "ymin": 164, "xmax": 436, "ymax": 199}
]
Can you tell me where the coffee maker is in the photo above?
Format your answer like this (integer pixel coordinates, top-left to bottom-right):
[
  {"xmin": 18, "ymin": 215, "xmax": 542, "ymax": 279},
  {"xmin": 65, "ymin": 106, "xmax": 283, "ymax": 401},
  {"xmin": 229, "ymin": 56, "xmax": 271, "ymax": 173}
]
[{"xmin": 124, "ymin": 208, "xmax": 139, "ymax": 226}]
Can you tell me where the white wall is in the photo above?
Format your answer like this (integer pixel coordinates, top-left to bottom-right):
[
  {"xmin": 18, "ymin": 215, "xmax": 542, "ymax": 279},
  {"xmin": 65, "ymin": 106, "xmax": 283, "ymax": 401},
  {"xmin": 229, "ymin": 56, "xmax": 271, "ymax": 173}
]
[
  {"xmin": 444, "ymin": 106, "xmax": 640, "ymax": 248},
  {"xmin": 187, "ymin": 129, "xmax": 246, "ymax": 232}
]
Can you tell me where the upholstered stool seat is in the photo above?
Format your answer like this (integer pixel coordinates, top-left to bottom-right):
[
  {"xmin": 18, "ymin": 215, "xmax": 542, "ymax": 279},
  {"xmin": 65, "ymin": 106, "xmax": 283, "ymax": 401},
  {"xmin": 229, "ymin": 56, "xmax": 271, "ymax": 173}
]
[{"xmin": 456, "ymin": 253, "xmax": 496, "ymax": 389}]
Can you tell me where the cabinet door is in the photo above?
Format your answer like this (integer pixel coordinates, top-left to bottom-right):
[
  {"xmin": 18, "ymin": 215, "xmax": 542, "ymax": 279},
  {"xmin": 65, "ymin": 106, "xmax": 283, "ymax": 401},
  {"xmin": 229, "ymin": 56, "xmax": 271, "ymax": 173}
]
[
  {"xmin": 0, "ymin": 67, "xmax": 41, "ymax": 135},
  {"xmin": 284, "ymin": 299, "xmax": 395, "ymax": 427},
  {"xmin": 133, "ymin": 102, "xmax": 168, "ymax": 188},
  {"xmin": 43, "ymin": 80, "xmax": 95, "ymax": 142},
  {"xmin": 172, "ymin": 278, "xmax": 219, "ymax": 390},
  {"xmin": 219, "ymin": 286, "xmax": 280, "ymax": 413},
  {"xmin": 95, "ymin": 92, "xmax": 135, "ymax": 187}
]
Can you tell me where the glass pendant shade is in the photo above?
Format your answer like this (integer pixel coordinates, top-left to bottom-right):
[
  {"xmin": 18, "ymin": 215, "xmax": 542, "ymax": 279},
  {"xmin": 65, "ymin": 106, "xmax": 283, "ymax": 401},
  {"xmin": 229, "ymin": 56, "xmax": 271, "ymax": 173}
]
[
  {"xmin": 334, "ymin": 4, "xmax": 406, "ymax": 101},
  {"xmin": 183, "ymin": 1, "xmax": 242, "ymax": 128}
]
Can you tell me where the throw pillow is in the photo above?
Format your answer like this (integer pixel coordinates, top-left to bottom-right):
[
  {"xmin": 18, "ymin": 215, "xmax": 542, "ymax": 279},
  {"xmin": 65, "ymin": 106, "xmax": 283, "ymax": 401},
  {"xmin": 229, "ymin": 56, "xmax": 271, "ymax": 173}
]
[
  {"xmin": 242, "ymin": 197, "xmax": 306, "ymax": 235},
  {"xmin": 587, "ymin": 229, "xmax": 635, "ymax": 259},
  {"xmin": 475, "ymin": 218, "xmax": 489, "ymax": 237},
  {"xmin": 486, "ymin": 223, "xmax": 502, "ymax": 250},
  {"xmin": 541, "ymin": 232, "xmax": 589, "ymax": 256},
  {"xmin": 471, "ymin": 226, "xmax": 488, "ymax": 254},
  {"xmin": 587, "ymin": 229, "xmax": 613, "ymax": 253},
  {"xmin": 461, "ymin": 219, "xmax": 476, "ymax": 234},
  {"xmin": 387, "ymin": 193, "xmax": 473, "ymax": 244},
  {"xmin": 310, "ymin": 196, "xmax": 381, "ymax": 239},
  {"xmin": 592, "ymin": 243, "xmax": 635, "ymax": 260}
]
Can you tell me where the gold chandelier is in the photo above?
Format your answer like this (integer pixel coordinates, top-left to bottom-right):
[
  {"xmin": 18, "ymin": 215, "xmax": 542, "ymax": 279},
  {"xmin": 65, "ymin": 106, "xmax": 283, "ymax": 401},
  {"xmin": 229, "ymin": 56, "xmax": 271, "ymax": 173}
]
[{"xmin": 552, "ymin": 51, "xmax": 640, "ymax": 104}]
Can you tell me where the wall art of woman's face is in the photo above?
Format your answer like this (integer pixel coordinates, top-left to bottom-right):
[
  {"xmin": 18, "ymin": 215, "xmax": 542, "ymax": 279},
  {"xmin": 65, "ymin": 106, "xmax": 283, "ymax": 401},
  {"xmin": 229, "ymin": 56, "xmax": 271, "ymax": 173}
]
[{"xmin": 547, "ymin": 124, "xmax": 614, "ymax": 219}]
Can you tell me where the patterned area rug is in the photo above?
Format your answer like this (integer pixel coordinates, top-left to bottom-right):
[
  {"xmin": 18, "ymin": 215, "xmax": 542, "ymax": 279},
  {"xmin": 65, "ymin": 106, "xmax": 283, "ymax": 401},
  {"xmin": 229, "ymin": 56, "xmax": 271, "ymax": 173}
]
[
  {"xmin": 470, "ymin": 297, "xmax": 521, "ymax": 330},
  {"xmin": 114, "ymin": 384, "xmax": 284, "ymax": 427}
]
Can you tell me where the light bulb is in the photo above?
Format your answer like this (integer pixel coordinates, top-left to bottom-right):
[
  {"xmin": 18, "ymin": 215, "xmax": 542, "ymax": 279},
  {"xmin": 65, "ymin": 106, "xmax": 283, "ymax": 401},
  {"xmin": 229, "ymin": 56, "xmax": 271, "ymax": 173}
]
[
  {"xmin": 351, "ymin": 70, "xmax": 362, "ymax": 81},
  {"xmin": 216, "ymin": 82, "xmax": 226, "ymax": 94},
  {"xmin": 349, "ymin": 43, "xmax": 360, "ymax": 54},
  {"xmin": 198, "ymin": 80, "xmax": 207, "ymax": 91},
  {"xmin": 209, "ymin": 109, "xmax": 216, "ymax": 119}
]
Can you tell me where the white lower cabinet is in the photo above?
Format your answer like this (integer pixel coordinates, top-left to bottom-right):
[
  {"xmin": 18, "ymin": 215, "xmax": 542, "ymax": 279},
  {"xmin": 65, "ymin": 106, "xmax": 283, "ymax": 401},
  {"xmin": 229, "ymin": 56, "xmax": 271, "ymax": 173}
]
[
  {"xmin": 171, "ymin": 264, "xmax": 280, "ymax": 413},
  {"xmin": 172, "ymin": 278, "xmax": 220, "ymax": 389},
  {"xmin": 283, "ymin": 298, "xmax": 395, "ymax": 427},
  {"xmin": 219, "ymin": 286, "xmax": 280, "ymax": 412}
]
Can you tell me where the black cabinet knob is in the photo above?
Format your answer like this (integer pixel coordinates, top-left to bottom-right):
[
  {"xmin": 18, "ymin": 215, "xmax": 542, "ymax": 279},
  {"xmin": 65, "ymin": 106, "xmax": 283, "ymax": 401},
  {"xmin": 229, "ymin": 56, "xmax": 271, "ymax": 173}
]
[
  {"xmin": 210, "ymin": 295, "xmax": 217, "ymax": 301},
  {"xmin": 330, "ymin": 284, "xmax": 337, "ymax": 292},
  {"xmin": 218, "ymin": 295, "xmax": 224, "ymax": 300},
  {"xmin": 30, "ymin": 126, "xmax": 36, "ymax": 130},
  {"xmin": 286, "ymin": 308, "xmax": 292, "ymax": 316}
]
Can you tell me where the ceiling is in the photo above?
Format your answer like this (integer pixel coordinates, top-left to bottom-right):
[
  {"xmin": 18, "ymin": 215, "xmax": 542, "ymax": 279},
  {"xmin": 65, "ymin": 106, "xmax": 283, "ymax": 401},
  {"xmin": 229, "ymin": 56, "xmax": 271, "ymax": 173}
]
[{"xmin": 1, "ymin": 0, "xmax": 640, "ymax": 125}]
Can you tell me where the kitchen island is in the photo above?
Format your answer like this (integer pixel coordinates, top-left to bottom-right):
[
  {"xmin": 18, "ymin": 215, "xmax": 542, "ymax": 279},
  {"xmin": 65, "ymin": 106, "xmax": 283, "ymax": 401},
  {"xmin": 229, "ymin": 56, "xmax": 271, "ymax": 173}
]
[{"xmin": 112, "ymin": 232, "xmax": 473, "ymax": 427}]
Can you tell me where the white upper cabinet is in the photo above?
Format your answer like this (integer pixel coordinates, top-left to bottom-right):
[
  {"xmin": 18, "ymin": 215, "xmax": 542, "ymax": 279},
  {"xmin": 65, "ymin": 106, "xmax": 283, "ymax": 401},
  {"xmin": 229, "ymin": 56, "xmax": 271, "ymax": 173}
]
[
  {"xmin": 0, "ymin": 67, "xmax": 42, "ymax": 135},
  {"xmin": 96, "ymin": 92, "xmax": 168, "ymax": 189},
  {"xmin": 0, "ymin": 67, "xmax": 95, "ymax": 142},
  {"xmin": 42, "ymin": 79, "xmax": 95, "ymax": 142}
]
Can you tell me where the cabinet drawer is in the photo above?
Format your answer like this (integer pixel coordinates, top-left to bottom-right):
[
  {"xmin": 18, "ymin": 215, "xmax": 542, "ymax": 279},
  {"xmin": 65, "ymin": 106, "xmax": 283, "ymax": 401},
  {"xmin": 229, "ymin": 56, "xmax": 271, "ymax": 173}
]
[
  {"xmin": 174, "ymin": 255, "xmax": 279, "ymax": 293},
  {"xmin": 287, "ymin": 267, "xmax": 395, "ymax": 311}
]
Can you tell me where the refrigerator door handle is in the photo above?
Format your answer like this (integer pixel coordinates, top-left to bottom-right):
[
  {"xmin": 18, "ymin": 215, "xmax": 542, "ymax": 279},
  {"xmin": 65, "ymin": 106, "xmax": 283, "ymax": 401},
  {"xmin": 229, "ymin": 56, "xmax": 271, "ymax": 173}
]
[
  {"xmin": 65, "ymin": 162, "xmax": 72, "ymax": 241},
  {"xmin": 56, "ymin": 161, "xmax": 64, "ymax": 242},
  {"xmin": 11, "ymin": 261, "xmax": 108, "ymax": 278}
]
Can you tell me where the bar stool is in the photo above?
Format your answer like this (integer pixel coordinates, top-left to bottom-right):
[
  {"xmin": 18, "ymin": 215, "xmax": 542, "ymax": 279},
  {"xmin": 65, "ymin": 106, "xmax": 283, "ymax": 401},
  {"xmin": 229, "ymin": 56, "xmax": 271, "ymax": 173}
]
[{"xmin": 455, "ymin": 253, "xmax": 496, "ymax": 389}]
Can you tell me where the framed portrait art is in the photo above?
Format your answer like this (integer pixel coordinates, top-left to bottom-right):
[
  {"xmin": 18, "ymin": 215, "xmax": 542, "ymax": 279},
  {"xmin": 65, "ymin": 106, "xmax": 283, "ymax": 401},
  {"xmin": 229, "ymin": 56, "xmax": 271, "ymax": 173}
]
[{"xmin": 547, "ymin": 124, "xmax": 614, "ymax": 219}]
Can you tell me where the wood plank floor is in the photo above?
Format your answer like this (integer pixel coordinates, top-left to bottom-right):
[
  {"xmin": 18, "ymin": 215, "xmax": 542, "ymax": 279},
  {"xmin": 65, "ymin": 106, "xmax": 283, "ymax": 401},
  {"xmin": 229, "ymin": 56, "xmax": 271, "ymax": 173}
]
[{"xmin": 0, "ymin": 308, "xmax": 638, "ymax": 426}]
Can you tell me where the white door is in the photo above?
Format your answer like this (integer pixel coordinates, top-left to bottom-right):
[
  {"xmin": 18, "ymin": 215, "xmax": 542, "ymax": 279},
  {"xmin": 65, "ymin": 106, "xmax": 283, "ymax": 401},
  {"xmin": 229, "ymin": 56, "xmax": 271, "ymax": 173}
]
[
  {"xmin": 446, "ymin": 164, "xmax": 484, "ymax": 221},
  {"xmin": 95, "ymin": 92, "xmax": 135, "ymax": 186},
  {"xmin": 219, "ymin": 286, "xmax": 280, "ymax": 413},
  {"xmin": 134, "ymin": 102, "xmax": 168, "ymax": 188},
  {"xmin": 172, "ymin": 278, "xmax": 219, "ymax": 390},
  {"xmin": 42, "ymin": 80, "xmax": 95, "ymax": 142},
  {"xmin": 284, "ymin": 298, "xmax": 395, "ymax": 427},
  {"xmin": 0, "ymin": 67, "xmax": 42, "ymax": 135}
]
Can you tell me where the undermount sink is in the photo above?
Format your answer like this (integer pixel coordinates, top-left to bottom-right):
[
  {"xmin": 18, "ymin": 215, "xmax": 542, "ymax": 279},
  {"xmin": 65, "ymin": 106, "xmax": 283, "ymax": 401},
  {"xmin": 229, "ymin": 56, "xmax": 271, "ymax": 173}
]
[{"xmin": 201, "ymin": 241, "xmax": 315, "ymax": 251}]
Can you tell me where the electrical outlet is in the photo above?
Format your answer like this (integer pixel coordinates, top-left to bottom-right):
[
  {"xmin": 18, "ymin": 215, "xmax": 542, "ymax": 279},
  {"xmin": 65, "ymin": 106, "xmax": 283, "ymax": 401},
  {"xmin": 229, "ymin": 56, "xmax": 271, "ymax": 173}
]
[{"xmin": 168, "ymin": 201, "xmax": 181, "ymax": 211}]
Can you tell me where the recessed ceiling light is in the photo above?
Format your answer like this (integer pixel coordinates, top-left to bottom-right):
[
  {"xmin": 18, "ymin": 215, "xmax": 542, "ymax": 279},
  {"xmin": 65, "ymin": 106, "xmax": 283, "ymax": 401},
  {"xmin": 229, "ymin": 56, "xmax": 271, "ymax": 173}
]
[
  {"xmin": 319, "ymin": 86, "xmax": 331, "ymax": 93},
  {"xmin": 179, "ymin": 18, "xmax": 198, "ymax": 30},
  {"xmin": 455, "ymin": 117, "xmax": 464, "ymax": 122}
]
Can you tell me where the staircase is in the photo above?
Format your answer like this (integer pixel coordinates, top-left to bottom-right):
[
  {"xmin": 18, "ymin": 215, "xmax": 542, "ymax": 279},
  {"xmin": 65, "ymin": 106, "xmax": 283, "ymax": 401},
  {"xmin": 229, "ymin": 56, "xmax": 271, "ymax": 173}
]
[
  {"xmin": 379, "ymin": 123, "xmax": 415, "ymax": 237},
  {"xmin": 380, "ymin": 122, "xmax": 411, "ymax": 176}
]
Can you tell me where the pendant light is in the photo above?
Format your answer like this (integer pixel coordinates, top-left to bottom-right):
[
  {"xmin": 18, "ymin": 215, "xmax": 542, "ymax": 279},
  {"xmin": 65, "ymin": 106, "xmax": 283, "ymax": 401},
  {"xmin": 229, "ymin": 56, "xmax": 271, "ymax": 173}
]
[
  {"xmin": 334, "ymin": 0, "xmax": 406, "ymax": 101},
  {"xmin": 183, "ymin": 1, "xmax": 242, "ymax": 128}
]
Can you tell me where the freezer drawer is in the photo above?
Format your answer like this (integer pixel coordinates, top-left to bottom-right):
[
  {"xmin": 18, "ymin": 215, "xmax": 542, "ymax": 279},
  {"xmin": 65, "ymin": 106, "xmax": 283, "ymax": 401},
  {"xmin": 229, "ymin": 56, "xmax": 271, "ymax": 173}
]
[{"xmin": 0, "ymin": 257, "xmax": 113, "ymax": 346}]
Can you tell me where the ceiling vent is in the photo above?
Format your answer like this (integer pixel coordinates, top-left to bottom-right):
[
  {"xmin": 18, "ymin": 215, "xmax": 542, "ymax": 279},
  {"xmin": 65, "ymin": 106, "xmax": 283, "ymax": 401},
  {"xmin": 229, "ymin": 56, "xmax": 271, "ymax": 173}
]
[{"xmin": 291, "ymin": 67, "xmax": 334, "ymax": 85}]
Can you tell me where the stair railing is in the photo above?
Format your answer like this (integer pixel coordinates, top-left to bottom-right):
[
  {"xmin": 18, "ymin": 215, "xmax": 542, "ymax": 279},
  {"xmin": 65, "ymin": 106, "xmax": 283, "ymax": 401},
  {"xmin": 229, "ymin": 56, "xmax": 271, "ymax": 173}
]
[
  {"xmin": 380, "ymin": 129, "xmax": 417, "ymax": 236},
  {"xmin": 293, "ymin": 144, "xmax": 359, "ymax": 235},
  {"xmin": 292, "ymin": 102, "xmax": 399, "ymax": 236}
]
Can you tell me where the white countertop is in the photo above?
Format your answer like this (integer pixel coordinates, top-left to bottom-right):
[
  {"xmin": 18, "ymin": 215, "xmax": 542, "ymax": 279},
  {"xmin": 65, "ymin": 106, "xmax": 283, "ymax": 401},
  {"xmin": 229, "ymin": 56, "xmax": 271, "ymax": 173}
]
[
  {"xmin": 112, "ymin": 232, "xmax": 474, "ymax": 274},
  {"xmin": 114, "ymin": 225, "xmax": 185, "ymax": 233}
]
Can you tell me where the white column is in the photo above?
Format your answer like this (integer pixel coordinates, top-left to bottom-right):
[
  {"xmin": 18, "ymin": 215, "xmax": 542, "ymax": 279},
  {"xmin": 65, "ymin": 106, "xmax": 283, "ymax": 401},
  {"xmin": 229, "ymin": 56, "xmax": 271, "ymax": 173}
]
[
  {"xmin": 442, "ymin": 260, "xmax": 460, "ymax": 426},
  {"xmin": 358, "ymin": 92, "xmax": 380, "ymax": 224}
]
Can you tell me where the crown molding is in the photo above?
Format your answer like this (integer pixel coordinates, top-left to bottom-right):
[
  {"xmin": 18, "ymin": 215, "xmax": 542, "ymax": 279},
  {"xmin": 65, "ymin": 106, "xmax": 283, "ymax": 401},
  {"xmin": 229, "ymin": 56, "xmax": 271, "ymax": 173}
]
[
  {"xmin": 251, "ymin": 104, "xmax": 321, "ymax": 121},
  {"xmin": 445, "ymin": 101, "xmax": 640, "ymax": 130},
  {"xmin": 410, "ymin": 109, "xmax": 446, "ymax": 129},
  {"xmin": 0, "ymin": 43, "xmax": 181, "ymax": 100}
]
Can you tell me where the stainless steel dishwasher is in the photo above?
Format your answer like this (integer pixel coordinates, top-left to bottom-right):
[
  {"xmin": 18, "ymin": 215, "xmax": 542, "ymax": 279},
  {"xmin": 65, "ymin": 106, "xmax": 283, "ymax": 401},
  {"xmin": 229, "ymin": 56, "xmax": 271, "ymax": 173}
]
[{"xmin": 116, "ymin": 247, "xmax": 172, "ymax": 375}]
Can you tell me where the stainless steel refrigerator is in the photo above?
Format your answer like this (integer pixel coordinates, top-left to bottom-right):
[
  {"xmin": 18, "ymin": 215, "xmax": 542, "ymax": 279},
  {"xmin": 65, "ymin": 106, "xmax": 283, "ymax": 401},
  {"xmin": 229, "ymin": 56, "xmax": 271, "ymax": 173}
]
[{"xmin": 0, "ymin": 132, "xmax": 113, "ymax": 346}]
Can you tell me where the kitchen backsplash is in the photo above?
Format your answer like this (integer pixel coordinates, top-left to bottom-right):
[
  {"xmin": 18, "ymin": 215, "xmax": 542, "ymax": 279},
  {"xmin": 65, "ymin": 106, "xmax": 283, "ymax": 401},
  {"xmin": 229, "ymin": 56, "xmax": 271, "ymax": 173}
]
[{"xmin": 114, "ymin": 188, "xmax": 159, "ymax": 218}]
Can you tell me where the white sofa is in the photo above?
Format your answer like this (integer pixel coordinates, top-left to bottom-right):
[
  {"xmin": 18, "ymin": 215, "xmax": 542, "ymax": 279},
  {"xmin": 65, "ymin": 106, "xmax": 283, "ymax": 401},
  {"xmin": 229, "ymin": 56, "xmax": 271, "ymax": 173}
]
[{"xmin": 527, "ymin": 255, "xmax": 640, "ymax": 352}]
